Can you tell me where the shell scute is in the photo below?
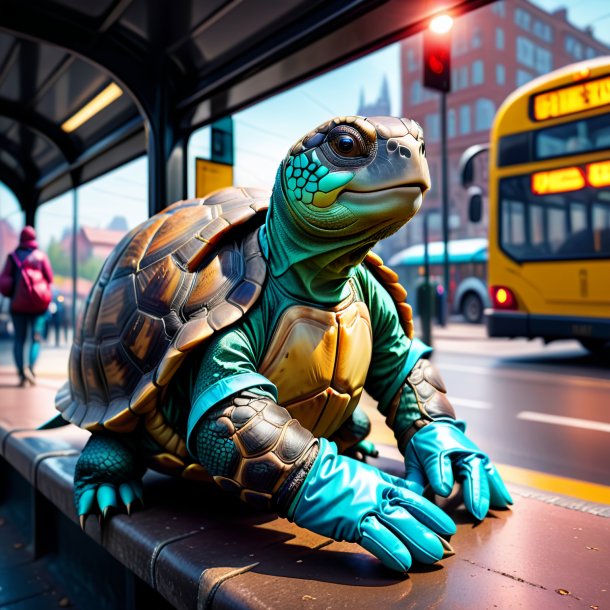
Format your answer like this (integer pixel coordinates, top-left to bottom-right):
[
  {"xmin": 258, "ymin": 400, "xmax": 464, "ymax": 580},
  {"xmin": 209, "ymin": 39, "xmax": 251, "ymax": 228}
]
[
  {"xmin": 95, "ymin": 274, "xmax": 137, "ymax": 338},
  {"xmin": 228, "ymin": 280, "xmax": 261, "ymax": 311},
  {"xmin": 199, "ymin": 216, "xmax": 230, "ymax": 243},
  {"xmin": 172, "ymin": 236, "xmax": 207, "ymax": 271},
  {"xmin": 121, "ymin": 311, "xmax": 169, "ymax": 370},
  {"xmin": 81, "ymin": 341, "xmax": 108, "ymax": 405},
  {"xmin": 135, "ymin": 256, "xmax": 182, "ymax": 317},
  {"xmin": 68, "ymin": 344, "xmax": 85, "ymax": 403},
  {"xmin": 208, "ymin": 302, "xmax": 243, "ymax": 330},
  {"xmin": 112, "ymin": 215, "xmax": 167, "ymax": 279},
  {"xmin": 139, "ymin": 204, "xmax": 213, "ymax": 270},
  {"xmin": 175, "ymin": 317, "xmax": 214, "ymax": 352},
  {"xmin": 82, "ymin": 284, "xmax": 104, "ymax": 340},
  {"xmin": 183, "ymin": 247, "xmax": 242, "ymax": 318},
  {"xmin": 99, "ymin": 339, "xmax": 143, "ymax": 401}
]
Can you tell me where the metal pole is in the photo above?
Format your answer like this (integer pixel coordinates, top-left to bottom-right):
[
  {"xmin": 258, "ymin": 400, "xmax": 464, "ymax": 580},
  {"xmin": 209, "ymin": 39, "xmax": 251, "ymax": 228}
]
[
  {"xmin": 440, "ymin": 90, "xmax": 450, "ymax": 326},
  {"xmin": 71, "ymin": 188, "xmax": 78, "ymax": 338},
  {"xmin": 422, "ymin": 212, "xmax": 432, "ymax": 347}
]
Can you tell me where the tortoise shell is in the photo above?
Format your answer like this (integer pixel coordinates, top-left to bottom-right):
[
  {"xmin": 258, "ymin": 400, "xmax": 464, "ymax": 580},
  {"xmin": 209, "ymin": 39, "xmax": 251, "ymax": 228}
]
[
  {"xmin": 55, "ymin": 184, "xmax": 414, "ymax": 470},
  {"xmin": 55, "ymin": 187, "xmax": 270, "ymax": 439}
]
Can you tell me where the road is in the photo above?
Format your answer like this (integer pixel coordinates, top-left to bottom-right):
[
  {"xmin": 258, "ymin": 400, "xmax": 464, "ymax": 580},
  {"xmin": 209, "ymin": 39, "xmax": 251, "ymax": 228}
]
[{"xmin": 363, "ymin": 323, "xmax": 610, "ymax": 504}]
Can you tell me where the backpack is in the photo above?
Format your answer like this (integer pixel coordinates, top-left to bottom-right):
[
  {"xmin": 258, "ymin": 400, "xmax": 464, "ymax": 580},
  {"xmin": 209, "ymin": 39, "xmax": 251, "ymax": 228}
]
[{"xmin": 10, "ymin": 251, "xmax": 52, "ymax": 314}]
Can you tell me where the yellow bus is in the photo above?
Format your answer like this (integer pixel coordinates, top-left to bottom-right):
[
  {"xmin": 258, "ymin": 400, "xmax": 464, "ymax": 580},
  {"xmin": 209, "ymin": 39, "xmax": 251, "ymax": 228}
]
[{"xmin": 461, "ymin": 57, "xmax": 610, "ymax": 353}]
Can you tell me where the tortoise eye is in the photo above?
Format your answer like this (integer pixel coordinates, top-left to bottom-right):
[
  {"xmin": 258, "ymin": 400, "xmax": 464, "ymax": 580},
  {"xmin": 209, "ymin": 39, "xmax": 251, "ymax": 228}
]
[{"xmin": 328, "ymin": 129, "xmax": 367, "ymax": 158}]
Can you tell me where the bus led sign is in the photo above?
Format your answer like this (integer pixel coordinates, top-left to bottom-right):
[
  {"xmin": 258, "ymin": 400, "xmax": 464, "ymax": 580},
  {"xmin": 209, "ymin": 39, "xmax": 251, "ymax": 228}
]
[
  {"xmin": 531, "ymin": 167, "xmax": 585, "ymax": 194},
  {"xmin": 532, "ymin": 75, "xmax": 610, "ymax": 121},
  {"xmin": 587, "ymin": 160, "xmax": 610, "ymax": 187},
  {"xmin": 532, "ymin": 160, "xmax": 610, "ymax": 194}
]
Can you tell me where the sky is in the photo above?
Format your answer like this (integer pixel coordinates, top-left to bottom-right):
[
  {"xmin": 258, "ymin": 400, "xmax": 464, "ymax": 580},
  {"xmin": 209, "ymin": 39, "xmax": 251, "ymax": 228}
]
[
  {"xmin": 2, "ymin": 0, "xmax": 610, "ymax": 249},
  {"xmin": 529, "ymin": 0, "xmax": 610, "ymax": 44}
]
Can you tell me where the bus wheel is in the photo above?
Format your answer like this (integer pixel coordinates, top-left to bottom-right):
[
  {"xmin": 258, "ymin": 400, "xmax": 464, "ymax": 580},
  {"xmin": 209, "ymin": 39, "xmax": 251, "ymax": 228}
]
[
  {"xmin": 461, "ymin": 292, "xmax": 483, "ymax": 324},
  {"xmin": 579, "ymin": 339, "xmax": 610, "ymax": 355}
]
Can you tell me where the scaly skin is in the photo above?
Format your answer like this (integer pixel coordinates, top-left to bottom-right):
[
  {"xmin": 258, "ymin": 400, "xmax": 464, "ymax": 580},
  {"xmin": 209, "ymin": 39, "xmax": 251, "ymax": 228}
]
[{"xmin": 74, "ymin": 434, "xmax": 145, "ymax": 525}]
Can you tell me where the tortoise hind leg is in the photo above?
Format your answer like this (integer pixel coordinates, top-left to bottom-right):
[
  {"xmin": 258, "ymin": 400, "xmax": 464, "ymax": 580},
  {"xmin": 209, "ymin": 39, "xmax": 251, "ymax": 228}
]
[
  {"xmin": 74, "ymin": 433, "xmax": 146, "ymax": 525},
  {"xmin": 329, "ymin": 405, "xmax": 379, "ymax": 461}
]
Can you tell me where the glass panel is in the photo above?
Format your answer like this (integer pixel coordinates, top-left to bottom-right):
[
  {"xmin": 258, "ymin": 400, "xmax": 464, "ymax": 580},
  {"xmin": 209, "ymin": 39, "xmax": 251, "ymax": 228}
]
[
  {"xmin": 0, "ymin": 184, "xmax": 24, "ymax": 336},
  {"xmin": 499, "ymin": 175, "xmax": 610, "ymax": 260},
  {"xmin": 0, "ymin": 183, "xmax": 23, "ymax": 262},
  {"xmin": 36, "ymin": 193, "xmax": 75, "ymax": 342},
  {"xmin": 76, "ymin": 157, "xmax": 148, "ymax": 321},
  {"xmin": 535, "ymin": 113, "xmax": 610, "ymax": 160},
  {"xmin": 570, "ymin": 203, "xmax": 587, "ymax": 233}
]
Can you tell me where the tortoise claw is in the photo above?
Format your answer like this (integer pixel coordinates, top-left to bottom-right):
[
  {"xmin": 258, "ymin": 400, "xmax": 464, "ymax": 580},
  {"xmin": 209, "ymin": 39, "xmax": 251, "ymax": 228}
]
[{"xmin": 438, "ymin": 535, "xmax": 455, "ymax": 558}]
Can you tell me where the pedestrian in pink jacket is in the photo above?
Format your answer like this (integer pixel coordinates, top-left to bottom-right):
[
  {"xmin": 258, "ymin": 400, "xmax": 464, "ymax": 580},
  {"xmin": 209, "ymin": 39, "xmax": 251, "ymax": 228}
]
[{"xmin": 0, "ymin": 226, "xmax": 53, "ymax": 386}]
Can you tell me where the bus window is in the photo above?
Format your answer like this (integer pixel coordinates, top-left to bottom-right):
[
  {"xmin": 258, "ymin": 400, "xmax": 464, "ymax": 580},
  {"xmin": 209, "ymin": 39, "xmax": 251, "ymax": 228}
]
[
  {"xmin": 502, "ymin": 198, "xmax": 526, "ymax": 253},
  {"xmin": 547, "ymin": 206, "xmax": 567, "ymax": 251},
  {"xmin": 535, "ymin": 113, "xmax": 610, "ymax": 160},
  {"xmin": 499, "ymin": 174, "xmax": 610, "ymax": 260},
  {"xmin": 570, "ymin": 202, "xmax": 587, "ymax": 232}
]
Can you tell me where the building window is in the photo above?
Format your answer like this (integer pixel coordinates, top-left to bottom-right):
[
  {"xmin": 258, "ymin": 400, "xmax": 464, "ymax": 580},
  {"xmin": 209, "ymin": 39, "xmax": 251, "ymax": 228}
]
[
  {"xmin": 459, "ymin": 105, "xmax": 471, "ymax": 135},
  {"xmin": 586, "ymin": 47, "xmax": 597, "ymax": 59},
  {"xmin": 496, "ymin": 64, "xmax": 505, "ymax": 85},
  {"xmin": 472, "ymin": 26, "xmax": 482, "ymax": 49},
  {"xmin": 492, "ymin": 1, "xmax": 505, "ymax": 17},
  {"xmin": 407, "ymin": 48, "xmax": 418, "ymax": 72},
  {"xmin": 425, "ymin": 114, "xmax": 440, "ymax": 142},
  {"xmin": 448, "ymin": 109, "xmax": 456, "ymax": 138},
  {"xmin": 472, "ymin": 60, "xmax": 484, "ymax": 85},
  {"xmin": 411, "ymin": 81, "xmax": 422, "ymax": 104},
  {"xmin": 535, "ymin": 48, "xmax": 552, "ymax": 73},
  {"xmin": 474, "ymin": 99, "xmax": 495, "ymax": 131},
  {"xmin": 565, "ymin": 35, "xmax": 584, "ymax": 60},
  {"xmin": 496, "ymin": 27, "xmax": 504, "ymax": 50},
  {"xmin": 459, "ymin": 65, "xmax": 469, "ymax": 89},
  {"xmin": 514, "ymin": 8, "xmax": 531, "ymax": 31},
  {"xmin": 516, "ymin": 69, "xmax": 533, "ymax": 87},
  {"xmin": 516, "ymin": 36, "xmax": 535, "ymax": 68},
  {"xmin": 533, "ymin": 20, "xmax": 553, "ymax": 42}
]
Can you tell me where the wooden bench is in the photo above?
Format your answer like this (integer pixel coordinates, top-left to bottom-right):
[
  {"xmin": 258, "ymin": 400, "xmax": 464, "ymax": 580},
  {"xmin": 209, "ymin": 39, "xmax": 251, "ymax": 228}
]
[{"xmin": 1, "ymin": 366, "xmax": 609, "ymax": 610}]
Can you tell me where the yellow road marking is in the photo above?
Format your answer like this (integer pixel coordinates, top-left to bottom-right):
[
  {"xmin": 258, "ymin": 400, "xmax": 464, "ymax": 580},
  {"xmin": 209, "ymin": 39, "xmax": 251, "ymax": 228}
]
[{"xmin": 497, "ymin": 463, "xmax": 610, "ymax": 505}]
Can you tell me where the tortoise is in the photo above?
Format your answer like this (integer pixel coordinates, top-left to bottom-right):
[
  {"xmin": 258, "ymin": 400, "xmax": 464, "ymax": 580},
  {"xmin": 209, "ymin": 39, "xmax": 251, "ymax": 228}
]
[
  {"xmin": 55, "ymin": 185, "xmax": 410, "ymax": 479},
  {"xmin": 54, "ymin": 115, "xmax": 511, "ymax": 573}
]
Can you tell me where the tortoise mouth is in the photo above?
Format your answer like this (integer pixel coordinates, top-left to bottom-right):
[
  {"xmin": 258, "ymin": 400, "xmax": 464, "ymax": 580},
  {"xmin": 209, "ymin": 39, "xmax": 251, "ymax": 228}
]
[{"xmin": 337, "ymin": 185, "xmax": 425, "ymax": 208}]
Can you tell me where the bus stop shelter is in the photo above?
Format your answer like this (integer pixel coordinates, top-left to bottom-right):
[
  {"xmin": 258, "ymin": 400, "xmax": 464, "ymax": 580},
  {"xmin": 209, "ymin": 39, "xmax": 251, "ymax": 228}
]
[{"xmin": 0, "ymin": 0, "xmax": 491, "ymax": 224}]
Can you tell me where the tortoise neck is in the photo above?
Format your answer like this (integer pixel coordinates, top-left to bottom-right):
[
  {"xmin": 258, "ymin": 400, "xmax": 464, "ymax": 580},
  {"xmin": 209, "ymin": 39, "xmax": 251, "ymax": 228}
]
[{"xmin": 261, "ymin": 188, "xmax": 360, "ymax": 305}]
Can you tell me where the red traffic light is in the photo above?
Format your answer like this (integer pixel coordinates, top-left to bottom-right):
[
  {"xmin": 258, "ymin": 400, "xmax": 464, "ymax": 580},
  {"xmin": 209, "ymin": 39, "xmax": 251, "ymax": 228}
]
[
  {"xmin": 423, "ymin": 30, "xmax": 451, "ymax": 92},
  {"xmin": 428, "ymin": 54, "xmax": 446, "ymax": 75}
]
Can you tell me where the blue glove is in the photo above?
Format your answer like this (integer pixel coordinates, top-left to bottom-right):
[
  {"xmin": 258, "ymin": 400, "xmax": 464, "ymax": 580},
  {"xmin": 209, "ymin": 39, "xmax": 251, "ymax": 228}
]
[
  {"xmin": 404, "ymin": 419, "xmax": 513, "ymax": 520},
  {"xmin": 288, "ymin": 438, "xmax": 456, "ymax": 572}
]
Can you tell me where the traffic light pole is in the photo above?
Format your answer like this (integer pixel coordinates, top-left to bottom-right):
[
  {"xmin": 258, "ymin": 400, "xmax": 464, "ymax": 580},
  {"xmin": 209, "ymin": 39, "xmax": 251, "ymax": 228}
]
[{"xmin": 440, "ymin": 89, "xmax": 449, "ymax": 327}]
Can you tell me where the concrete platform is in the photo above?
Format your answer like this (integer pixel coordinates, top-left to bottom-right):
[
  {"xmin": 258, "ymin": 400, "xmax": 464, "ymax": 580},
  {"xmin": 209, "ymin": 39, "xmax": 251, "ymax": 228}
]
[{"xmin": 0, "ymin": 363, "xmax": 609, "ymax": 609}]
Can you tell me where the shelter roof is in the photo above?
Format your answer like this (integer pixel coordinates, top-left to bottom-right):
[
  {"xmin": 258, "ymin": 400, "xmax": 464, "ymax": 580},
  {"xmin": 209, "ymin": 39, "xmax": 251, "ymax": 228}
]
[{"xmin": 0, "ymin": 0, "xmax": 490, "ymax": 212}]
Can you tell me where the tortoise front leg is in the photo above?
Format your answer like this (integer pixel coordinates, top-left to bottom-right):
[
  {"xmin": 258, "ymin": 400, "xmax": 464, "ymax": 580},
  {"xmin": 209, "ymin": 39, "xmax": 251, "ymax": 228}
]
[{"xmin": 74, "ymin": 433, "xmax": 146, "ymax": 526}]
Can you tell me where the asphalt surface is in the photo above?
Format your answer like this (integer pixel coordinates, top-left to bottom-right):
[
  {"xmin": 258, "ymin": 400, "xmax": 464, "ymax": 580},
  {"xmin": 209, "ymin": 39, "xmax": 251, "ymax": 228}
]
[{"xmin": 433, "ymin": 340, "xmax": 610, "ymax": 487}]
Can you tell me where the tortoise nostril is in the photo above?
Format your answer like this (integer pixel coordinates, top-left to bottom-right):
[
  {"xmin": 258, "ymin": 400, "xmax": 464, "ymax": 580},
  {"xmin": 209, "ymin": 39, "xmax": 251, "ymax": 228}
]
[
  {"xmin": 398, "ymin": 145, "xmax": 411, "ymax": 159},
  {"xmin": 387, "ymin": 139, "xmax": 398, "ymax": 153}
]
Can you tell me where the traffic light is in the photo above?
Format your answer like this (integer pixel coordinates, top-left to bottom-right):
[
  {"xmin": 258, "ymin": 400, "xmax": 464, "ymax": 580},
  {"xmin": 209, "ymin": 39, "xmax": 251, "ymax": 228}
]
[{"xmin": 423, "ymin": 29, "xmax": 451, "ymax": 93}]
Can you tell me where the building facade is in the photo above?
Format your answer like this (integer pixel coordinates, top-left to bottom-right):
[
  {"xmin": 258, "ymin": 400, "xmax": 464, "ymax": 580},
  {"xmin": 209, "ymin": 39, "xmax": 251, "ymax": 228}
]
[{"xmin": 386, "ymin": 0, "xmax": 609, "ymax": 259}]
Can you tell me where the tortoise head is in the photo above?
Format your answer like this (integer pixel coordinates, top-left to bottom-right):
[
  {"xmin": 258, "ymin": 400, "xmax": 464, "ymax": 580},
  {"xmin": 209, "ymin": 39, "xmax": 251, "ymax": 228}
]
[{"xmin": 277, "ymin": 115, "xmax": 430, "ymax": 244}]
